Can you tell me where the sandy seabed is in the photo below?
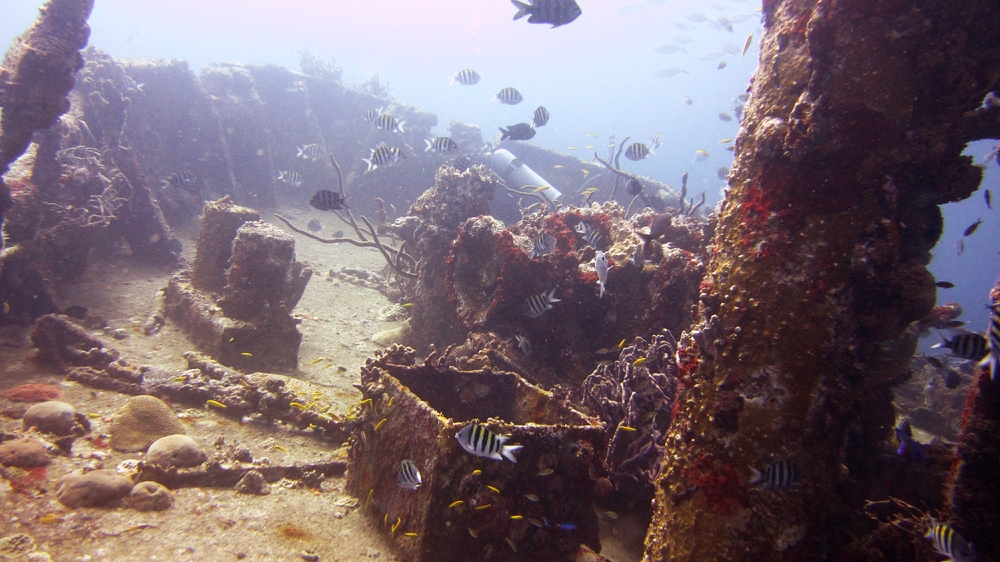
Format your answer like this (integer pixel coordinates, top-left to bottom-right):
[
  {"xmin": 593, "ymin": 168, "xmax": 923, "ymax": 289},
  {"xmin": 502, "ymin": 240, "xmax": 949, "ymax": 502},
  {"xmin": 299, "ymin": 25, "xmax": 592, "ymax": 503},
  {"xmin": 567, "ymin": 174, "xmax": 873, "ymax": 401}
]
[{"xmin": 0, "ymin": 207, "xmax": 644, "ymax": 562}]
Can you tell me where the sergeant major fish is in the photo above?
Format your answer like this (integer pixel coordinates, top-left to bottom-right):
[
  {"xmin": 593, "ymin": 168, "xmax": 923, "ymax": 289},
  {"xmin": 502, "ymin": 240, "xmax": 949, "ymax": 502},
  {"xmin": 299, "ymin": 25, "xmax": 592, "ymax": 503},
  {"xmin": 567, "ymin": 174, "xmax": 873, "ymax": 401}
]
[
  {"xmin": 749, "ymin": 460, "xmax": 799, "ymax": 490},
  {"xmin": 575, "ymin": 222, "xmax": 604, "ymax": 249},
  {"xmin": 529, "ymin": 231, "xmax": 555, "ymax": 259},
  {"xmin": 450, "ymin": 68, "xmax": 480, "ymax": 86},
  {"xmin": 398, "ymin": 459, "xmax": 422, "ymax": 490},
  {"xmin": 364, "ymin": 144, "xmax": 405, "ymax": 172},
  {"xmin": 511, "ymin": 0, "xmax": 582, "ymax": 28},
  {"xmin": 981, "ymin": 302, "xmax": 1000, "ymax": 381},
  {"xmin": 492, "ymin": 87, "xmax": 524, "ymax": 105},
  {"xmin": 533, "ymin": 106, "xmax": 550, "ymax": 127},
  {"xmin": 276, "ymin": 170, "xmax": 302, "ymax": 187},
  {"xmin": 309, "ymin": 190, "xmax": 346, "ymax": 211},
  {"xmin": 625, "ymin": 142, "xmax": 653, "ymax": 161},
  {"xmin": 456, "ymin": 423, "xmax": 522, "ymax": 462},
  {"xmin": 376, "ymin": 114, "xmax": 406, "ymax": 134},
  {"xmin": 924, "ymin": 519, "xmax": 974, "ymax": 562},
  {"xmin": 297, "ymin": 144, "xmax": 322, "ymax": 160},
  {"xmin": 932, "ymin": 332, "xmax": 988, "ymax": 361},
  {"xmin": 595, "ymin": 250, "xmax": 608, "ymax": 299},
  {"xmin": 514, "ymin": 335, "xmax": 532, "ymax": 357},
  {"xmin": 650, "ymin": 132, "xmax": 663, "ymax": 149},
  {"xmin": 524, "ymin": 287, "xmax": 560, "ymax": 318},
  {"xmin": 161, "ymin": 171, "xmax": 196, "ymax": 190},
  {"xmin": 425, "ymin": 137, "xmax": 459, "ymax": 153}
]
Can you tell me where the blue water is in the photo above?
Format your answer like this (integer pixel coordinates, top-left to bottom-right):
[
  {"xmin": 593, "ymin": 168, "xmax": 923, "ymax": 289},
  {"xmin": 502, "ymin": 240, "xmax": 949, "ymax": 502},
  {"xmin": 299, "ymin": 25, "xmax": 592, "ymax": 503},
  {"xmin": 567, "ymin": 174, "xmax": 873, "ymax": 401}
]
[{"xmin": 2, "ymin": 0, "xmax": 998, "ymax": 332}]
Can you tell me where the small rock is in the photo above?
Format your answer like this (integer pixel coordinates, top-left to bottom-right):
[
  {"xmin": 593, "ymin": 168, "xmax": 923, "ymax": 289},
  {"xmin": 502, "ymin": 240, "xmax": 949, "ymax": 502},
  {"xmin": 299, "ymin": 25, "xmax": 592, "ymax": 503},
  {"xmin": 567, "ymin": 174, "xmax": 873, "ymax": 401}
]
[
  {"xmin": 111, "ymin": 328, "xmax": 129, "ymax": 340},
  {"xmin": 0, "ymin": 533, "xmax": 35, "ymax": 556},
  {"xmin": 22, "ymin": 401, "xmax": 77, "ymax": 436},
  {"xmin": 26, "ymin": 552, "xmax": 53, "ymax": 562},
  {"xmin": 146, "ymin": 435, "xmax": 207, "ymax": 468},
  {"xmin": 300, "ymin": 550, "xmax": 320, "ymax": 562},
  {"xmin": 234, "ymin": 470, "xmax": 269, "ymax": 495},
  {"xmin": 56, "ymin": 469, "xmax": 134, "ymax": 508},
  {"xmin": 0, "ymin": 437, "xmax": 51, "ymax": 468},
  {"xmin": 128, "ymin": 481, "xmax": 174, "ymax": 512},
  {"xmin": 231, "ymin": 447, "xmax": 253, "ymax": 463}
]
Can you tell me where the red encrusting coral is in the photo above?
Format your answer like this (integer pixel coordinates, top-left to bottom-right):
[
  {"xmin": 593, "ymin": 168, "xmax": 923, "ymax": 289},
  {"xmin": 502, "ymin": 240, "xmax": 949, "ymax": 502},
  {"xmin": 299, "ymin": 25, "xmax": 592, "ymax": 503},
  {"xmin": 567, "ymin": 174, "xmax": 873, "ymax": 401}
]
[{"xmin": 1, "ymin": 383, "xmax": 62, "ymax": 403}]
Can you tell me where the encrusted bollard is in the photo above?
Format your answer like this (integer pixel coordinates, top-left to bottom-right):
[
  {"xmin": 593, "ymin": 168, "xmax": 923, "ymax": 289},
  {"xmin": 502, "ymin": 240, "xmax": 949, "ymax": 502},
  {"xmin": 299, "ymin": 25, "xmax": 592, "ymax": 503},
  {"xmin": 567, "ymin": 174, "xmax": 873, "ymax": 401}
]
[
  {"xmin": 347, "ymin": 345, "xmax": 606, "ymax": 562},
  {"xmin": 164, "ymin": 198, "xmax": 312, "ymax": 373}
]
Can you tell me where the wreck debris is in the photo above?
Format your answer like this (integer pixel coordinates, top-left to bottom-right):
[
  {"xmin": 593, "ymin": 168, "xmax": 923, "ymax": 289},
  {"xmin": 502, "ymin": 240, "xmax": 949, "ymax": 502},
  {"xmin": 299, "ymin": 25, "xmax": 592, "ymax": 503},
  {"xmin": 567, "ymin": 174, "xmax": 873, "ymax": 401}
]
[
  {"xmin": 165, "ymin": 198, "xmax": 312, "ymax": 372},
  {"xmin": 347, "ymin": 344, "xmax": 605, "ymax": 562},
  {"xmin": 136, "ymin": 459, "xmax": 346, "ymax": 491},
  {"xmin": 645, "ymin": 1, "xmax": 1000, "ymax": 560}
]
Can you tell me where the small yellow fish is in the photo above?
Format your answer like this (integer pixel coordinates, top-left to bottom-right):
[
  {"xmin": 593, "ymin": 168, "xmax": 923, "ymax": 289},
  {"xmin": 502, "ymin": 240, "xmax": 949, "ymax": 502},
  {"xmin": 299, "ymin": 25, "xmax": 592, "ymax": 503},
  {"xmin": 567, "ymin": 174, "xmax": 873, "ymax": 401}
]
[
  {"xmin": 173, "ymin": 375, "xmax": 188, "ymax": 383},
  {"xmin": 585, "ymin": 145, "xmax": 595, "ymax": 150},
  {"xmin": 510, "ymin": 515, "xmax": 523, "ymax": 520},
  {"xmin": 383, "ymin": 513, "xmax": 388, "ymax": 526},
  {"xmin": 206, "ymin": 399, "xmax": 227, "ymax": 409},
  {"xmin": 618, "ymin": 338, "xmax": 626, "ymax": 349},
  {"xmin": 633, "ymin": 357, "xmax": 648, "ymax": 367},
  {"xmin": 587, "ymin": 133, "xmax": 598, "ymax": 138},
  {"xmin": 620, "ymin": 425, "xmax": 637, "ymax": 432},
  {"xmin": 474, "ymin": 504, "xmax": 492, "ymax": 510},
  {"xmin": 554, "ymin": 165, "xmax": 565, "ymax": 169},
  {"xmin": 273, "ymin": 445, "xmax": 289, "ymax": 452},
  {"xmin": 366, "ymin": 489, "xmax": 373, "ymax": 509},
  {"xmin": 360, "ymin": 398, "xmax": 373, "ymax": 408},
  {"xmin": 486, "ymin": 485, "xmax": 501, "ymax": 494},
  {"xmin": 469, "ymin": 527, "xmax": 480, "ymax": 538},
  {"xmin": 308, "ymin": 358, "xmax": 324, "ymax": 366},
  {"xmin": 388, "ymin": 396, "xmax": 395, "ymax": 407},
  {"xmin": 374, "ymin": 418, "xmax": 388, "ymax": 431},
  {"xmin": 525, "ymin": 493, "xmax": 539, "ymax": 502},
  {"xmin": 323, "ymin": 364, "xmax": 332, "ymax": 370},
  {"xmin": 606, "ymin": 510, "xmax": 620, "ymax": 520},
  {"xmin": 581, "ymin": 187, "xmax": 598, "ymax": 195},
  {"xmin": 404, "ymin": 532, "xmax": 418, "ymax": 537},
  {"xmin": 528, "ymin": 518, "xmax": 544, "ymax": 527},
  {"xmin": 568, "ymin": 146, "xmax": 577, "ymax": 150},
  {"xmin": 582, "ymin": 169, "xmax": 590, "ymax": 176},
  {"xmin": 449, "ymin": 500, "xmax": 464, "ymax": 508},
  {"xmin": 532, "ymin": 185, "xmax": 551, "ymax": 192},
  {"xmin": 87, "ymin": 413, "xmax": 101, "ymax": 419},
  {"xmin": 402, "ymin": 303, "xmax": 414, "ymax": 308},
  {"xmin": 471, "ymin": 469, "xmax": 482, "ymax": 476},
  {"xmin": 240, "ymin": 352, "xmax": 252, "ymax": 357},
  {"xmin": 391, "ymin": 517, "xmax": 401, "ymax": 536},
  {"xmin": 537, "ymin": 468, "xmax": 554, "ymax": 476},
  {"xmin": 696, "ymin": 149, "xmax": 709, "ymax": 156},
  {"xmin": 229, "ymin": 337, "xmax": 234, "ymax": 342},
  {"xmin": 290, "ymin": 402, "xmax": 309, "ymax": 411},
  {"xmin": 39, "ymin": 514, "xmax": 64, "ymax": 525},
  {"xmin": 718, "ymin": 138, "xmax": 733, "ymax": 144}
]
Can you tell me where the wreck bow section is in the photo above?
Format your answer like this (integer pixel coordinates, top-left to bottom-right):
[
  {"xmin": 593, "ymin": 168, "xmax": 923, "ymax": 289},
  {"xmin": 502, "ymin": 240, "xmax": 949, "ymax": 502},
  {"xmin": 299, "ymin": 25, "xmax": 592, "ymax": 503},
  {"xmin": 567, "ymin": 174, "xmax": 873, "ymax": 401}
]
[{"xmin": 645, "ymin": 0, "xmax": 1000, "ymax": 560}]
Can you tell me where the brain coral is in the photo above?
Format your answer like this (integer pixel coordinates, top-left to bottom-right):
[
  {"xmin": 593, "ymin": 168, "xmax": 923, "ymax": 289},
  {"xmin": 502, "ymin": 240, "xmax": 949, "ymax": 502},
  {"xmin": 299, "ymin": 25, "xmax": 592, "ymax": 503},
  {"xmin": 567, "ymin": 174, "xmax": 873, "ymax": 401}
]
[{"xmin": 109, "ymin": 395, "xmax": 185, "ymax": 452}]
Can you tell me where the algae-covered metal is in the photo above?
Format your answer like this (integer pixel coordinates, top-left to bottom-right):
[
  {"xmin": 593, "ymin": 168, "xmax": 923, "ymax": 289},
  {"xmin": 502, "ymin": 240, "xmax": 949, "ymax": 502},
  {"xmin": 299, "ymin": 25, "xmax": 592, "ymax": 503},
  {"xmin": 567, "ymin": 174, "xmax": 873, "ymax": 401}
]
[{"xmin": 347, "ymin": 345, "xmax": 605, "ymax": 562}]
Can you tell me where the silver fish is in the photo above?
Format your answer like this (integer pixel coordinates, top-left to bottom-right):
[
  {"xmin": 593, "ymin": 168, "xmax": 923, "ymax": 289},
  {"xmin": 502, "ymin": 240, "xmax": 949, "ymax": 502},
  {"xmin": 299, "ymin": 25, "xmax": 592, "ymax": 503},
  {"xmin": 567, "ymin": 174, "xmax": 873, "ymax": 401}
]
[
  {"xmin": 524, "ymin": 287, "xmax": 560, "ymax": 318},
  {"xmin": 514, "ymin": 335, "xmax": 532, "ymax": 357},
  {"xmin": 595, "ymin": 251, "xmax": 608, "ymax": 299},
  {"xmin": 456, "ymin": 424, "xmax": 522, "ymax": 462},
  {"xmin": 398, "ymin": 459, "xmax": 422, "ymax": 490}
]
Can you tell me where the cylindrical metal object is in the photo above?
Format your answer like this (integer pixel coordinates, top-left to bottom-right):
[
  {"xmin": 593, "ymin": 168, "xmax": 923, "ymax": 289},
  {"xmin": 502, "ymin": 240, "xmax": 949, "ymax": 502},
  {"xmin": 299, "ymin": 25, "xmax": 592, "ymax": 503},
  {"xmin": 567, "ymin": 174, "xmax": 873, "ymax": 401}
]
[{"xmin": 490, "ymin": 149, "xmax": 563, "ymax": 206}]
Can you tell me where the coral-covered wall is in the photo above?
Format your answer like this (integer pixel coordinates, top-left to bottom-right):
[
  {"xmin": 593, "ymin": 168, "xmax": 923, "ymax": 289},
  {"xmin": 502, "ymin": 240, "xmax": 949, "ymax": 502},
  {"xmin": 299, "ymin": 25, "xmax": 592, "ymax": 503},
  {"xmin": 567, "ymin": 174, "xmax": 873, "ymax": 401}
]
[{"xmin": 645, "ymin": 0, "xmax": 1000, "ymax": 560}]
